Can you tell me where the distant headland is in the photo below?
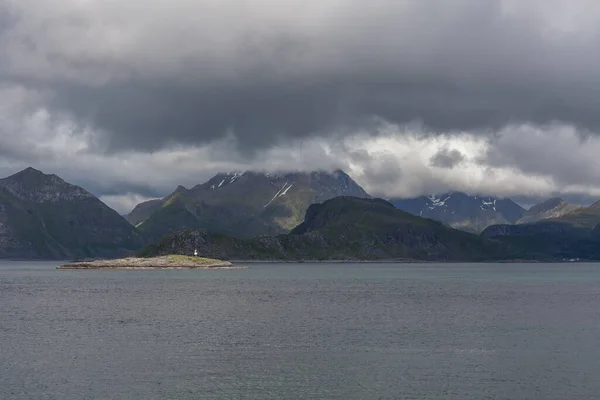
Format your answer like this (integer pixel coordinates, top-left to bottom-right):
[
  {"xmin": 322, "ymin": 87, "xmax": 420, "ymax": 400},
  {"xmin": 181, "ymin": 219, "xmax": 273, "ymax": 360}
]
[{"xmin": 57, "ymin": 254, "xmax": 243, "ymax": 270}]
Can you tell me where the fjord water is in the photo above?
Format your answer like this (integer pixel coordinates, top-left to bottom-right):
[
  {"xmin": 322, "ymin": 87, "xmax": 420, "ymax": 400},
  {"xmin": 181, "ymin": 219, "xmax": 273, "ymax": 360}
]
[{"xmin": 2, "ymin": 262, "xmax": 600, "ymax": 399}]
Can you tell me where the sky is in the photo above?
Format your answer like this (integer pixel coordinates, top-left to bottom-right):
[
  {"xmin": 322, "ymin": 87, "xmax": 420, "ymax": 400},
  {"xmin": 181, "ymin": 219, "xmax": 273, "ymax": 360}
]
[{"xmin": 2, "ymin": 0, "xmax": 600, "ymax": 213}]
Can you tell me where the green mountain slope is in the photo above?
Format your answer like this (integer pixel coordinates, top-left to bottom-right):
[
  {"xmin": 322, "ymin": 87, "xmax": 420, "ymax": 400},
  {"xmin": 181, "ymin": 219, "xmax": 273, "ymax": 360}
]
[
  {"xmin": 0, "ymin": 168, "xmax": 145, "ymax": 259},
  {"xmin": 139, "ymin": 197, "xmax": 505, "ymax": 261},
  {"xmin": 128, "ymin": 170, "xmax": 371, "ymax": 239}
]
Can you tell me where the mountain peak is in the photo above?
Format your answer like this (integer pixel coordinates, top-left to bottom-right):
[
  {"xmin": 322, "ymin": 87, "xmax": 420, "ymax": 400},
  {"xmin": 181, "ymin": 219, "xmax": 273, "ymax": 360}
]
[
  {"xmin": 174, "ymin": 185, "xmax": 188, "ymax": 194},
  {"xmin": 528, "ymin": 197, "xmax": 566, "ymax": 213},
  {"xmin": 2, "ymin": 167, "xmax": 61, "ymax": 187},
  {"xmin": 204, "ymin": 171, "xmax": 246, "ymax": 189},
  {"xmin": 200, "ymin": 169, "xmax": 360, "ymax": 191},
  {"xmin": 127, "ymin": 168, "xmax": 370, "ymax": 239},
  {"xmin": 0, "ymin": 168, "xmax": 91, "ymax": 203},
  {"xmin": 589, "ymin": 200, "xmax": 600, "ymax": 209},
  {"xmin": 22, "ymin": 166, "xmax": 44, "ymax": 174},
  {"xmin": 518, "ymin": 197, "xmax": 580, "ymax": 224},
  {"xmin": 8, "ymin": 167, "xmax": 53, "ymax": 180},
  {"xmin": 0, "ymin": 169, "xmax": 144, "ymax": 259}
]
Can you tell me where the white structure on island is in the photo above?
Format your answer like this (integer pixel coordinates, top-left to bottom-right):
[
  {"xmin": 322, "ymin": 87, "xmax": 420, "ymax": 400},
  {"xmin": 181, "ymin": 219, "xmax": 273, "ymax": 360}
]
[{"xmin": 193, "ymin": 248, "xmax": 198, "ymax": 257}]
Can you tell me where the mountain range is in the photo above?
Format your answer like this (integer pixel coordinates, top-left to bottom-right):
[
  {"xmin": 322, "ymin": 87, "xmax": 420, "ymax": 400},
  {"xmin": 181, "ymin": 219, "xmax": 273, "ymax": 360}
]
[
  {"xmin": 127, "ymin": 170, "xmax": 370, "ymax": 240},
  {"xmin": 517, "ymin": 198, "xmax": 581, "ymax": 224},
  {"xmin": 140, "ymin": 195, "xmax": 600, "ymax": 262},
  {"xmin": 0, "ymin": 168, "xmax": 144, "ymax": 259},
  {"xmin": 1, "ymin": 166, "xmax": 599, "ymax": 261},
  {"xmin": 480, "ymin": 199, "xmax": 600, "ymax": 260},
  {"xmin": 482, "ymin": 199, "xmax": 600, "ymax": 238},
  {"xmin": 139, "ymin": 196, "xmax": 504, "ymax": 261},
  {"xmin": 389, "ymin": 193, "xmax": 581, "ymax": 233},
  {"xmin": 389, "ymin": 192, "xmax": 525, "ymax": 233},
  {"xmin": 128, "ymin": 173, "xmax": 582, "ymax": 240}
]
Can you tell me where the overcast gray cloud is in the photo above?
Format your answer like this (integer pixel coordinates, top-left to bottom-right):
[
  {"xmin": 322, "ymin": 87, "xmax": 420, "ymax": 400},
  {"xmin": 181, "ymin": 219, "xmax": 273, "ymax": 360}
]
[
  {"xmin": 430, "ymin": 148, "xmax": 466, "ymax": 169},
  {"xmin": 3, "ymin": 115, "xmax": 600, "ymax": 213},
  {"xmin": 2, "ymin": 0, "xmax": 600, "ymax": 152},
  {"xmin": 2, "ymin": 1, "xmax": 600, "ymax": 212}
]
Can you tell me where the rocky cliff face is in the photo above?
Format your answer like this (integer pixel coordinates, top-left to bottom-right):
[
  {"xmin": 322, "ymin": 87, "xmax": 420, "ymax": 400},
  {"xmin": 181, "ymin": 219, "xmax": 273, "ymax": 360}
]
[
  {"xmin": 0, "ymin": 168, "xmax": 145, "ymax": 259},
  {"xmin": 128, "ymin": 170, "xmax": 371, "ymax": 239}
]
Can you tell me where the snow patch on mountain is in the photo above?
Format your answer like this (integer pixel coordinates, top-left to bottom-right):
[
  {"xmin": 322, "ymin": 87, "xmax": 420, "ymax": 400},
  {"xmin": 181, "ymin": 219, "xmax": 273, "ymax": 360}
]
[
  {"xmin": 280, "ymin": 182, "xmax": 294, "ymax": 196},
  {"xmin": 209, "ymin": 171, "xmax": 246, "ymax": 189},
  {"xmin": 480, "ymin": 199, "xmax": 497, "ymax": 211},
  {"xmin": 426, "ymin": 194, "xmax": 453, "ymax": 211},
  {"xmin": 264, "ymin": 182, "xmax": 290, "ymax": 208},
  {"xmin": 390, "ymin": 191, "xmax": 526, "ymax": 233}
]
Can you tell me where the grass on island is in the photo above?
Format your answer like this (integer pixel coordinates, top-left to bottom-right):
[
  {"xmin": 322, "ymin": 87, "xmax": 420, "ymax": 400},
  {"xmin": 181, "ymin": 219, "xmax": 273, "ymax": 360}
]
[{"xmin": 165, "ymin": 254, "xmax": 224, "ymax": 265}]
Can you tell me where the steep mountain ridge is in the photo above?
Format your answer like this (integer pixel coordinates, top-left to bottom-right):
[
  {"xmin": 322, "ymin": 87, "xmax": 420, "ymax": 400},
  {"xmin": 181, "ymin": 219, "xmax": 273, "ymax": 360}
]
[
  {"xmin": 389, "ymin": 192, "xmax": 526, "ymax": 233},
  {"xmin": 0, "ymin": 167, "xmax": 94, "ymax": 203},
  {"xmin": 128, "ymin": 170, "xmax": 371, "ymax": 239},
  {"xmin": 485, "ymin": 199, "xmax": 600, "ymax": 235},
  {"xmin": 480, "ymin": 199, "xmax": 600, "ymax": 261},
  {"xmin": 0, "ymin": 168, "xmax": 145, "ymax": 259},
  {"xmin": 549, "ymin": 200, "xmax": 600, "ymax": 228},
  {"xmin": 518, "ymin": 198, "xmax": 581, "ymax": 224}
]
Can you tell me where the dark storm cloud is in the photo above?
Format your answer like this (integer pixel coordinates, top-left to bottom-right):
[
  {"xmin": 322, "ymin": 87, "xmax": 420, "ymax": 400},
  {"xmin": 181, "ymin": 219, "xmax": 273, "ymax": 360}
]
[
  {"xmin": 47, "ymin": 80, "xmax": 346, "ymax": 152},
  {"xmin": 2, "ymin": 0, "xmax": 600, "ymax": 153},
  {"xmin": 50, "ymin": 78, "xmax": 600, "ymax": 153},
  {"xmin": 4, "ymin": 1, "xmax": 600, "ymax": 213},
  {"xmin": 430, "ymin": 148, "xmax": 465, "ymax": 169}
]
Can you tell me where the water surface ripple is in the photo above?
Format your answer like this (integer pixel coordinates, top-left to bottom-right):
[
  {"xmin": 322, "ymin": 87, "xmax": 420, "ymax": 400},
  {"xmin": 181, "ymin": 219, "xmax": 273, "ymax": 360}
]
[{"xmin": 2, "ymin": 262, "xmax": 600, "ymax": 399}]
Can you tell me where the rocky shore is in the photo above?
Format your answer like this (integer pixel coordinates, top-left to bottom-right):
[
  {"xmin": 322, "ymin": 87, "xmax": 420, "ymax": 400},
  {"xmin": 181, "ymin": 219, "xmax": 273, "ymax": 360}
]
[{"xmin": 57, "ymin": 255, "xmax": 241, "ymax": 270}]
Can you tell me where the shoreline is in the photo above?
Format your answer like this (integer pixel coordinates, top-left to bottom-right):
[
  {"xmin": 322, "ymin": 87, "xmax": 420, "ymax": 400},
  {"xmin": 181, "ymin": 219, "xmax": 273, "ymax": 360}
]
[
  {"xmin": 8, "ymin": 257, "xmax": 592, "ymax": 265},
  {"xmin": 228, "ymin": 259, "xmax": 547, "ymax": 264},
  {"xmin": 56, "ymin": 255, "xmax": 243, "ymax": 270},
  {"xmin": 57, "ymin": 264, "xmax": 244, "ymax": 270}
]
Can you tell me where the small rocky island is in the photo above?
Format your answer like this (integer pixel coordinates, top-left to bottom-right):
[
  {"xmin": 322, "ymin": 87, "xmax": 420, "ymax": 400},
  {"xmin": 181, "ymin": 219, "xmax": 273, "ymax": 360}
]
[{"xmin": 57, "ymin": 255, "xmax": 240, "ymax": 270}]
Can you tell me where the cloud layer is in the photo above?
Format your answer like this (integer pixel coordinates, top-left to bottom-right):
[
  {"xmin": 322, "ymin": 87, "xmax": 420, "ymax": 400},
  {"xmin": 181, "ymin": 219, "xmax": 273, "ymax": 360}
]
[
  {"xmin": 2, "ymin": 109, "xmax": 600, "ymax": 213},
  {"xmin": 3, "ymin": 0, "xmax": 600, "ymax": 150},
  {"xmin": 1, "ymin": 1, "xmax": 600, "ymax": 212}
]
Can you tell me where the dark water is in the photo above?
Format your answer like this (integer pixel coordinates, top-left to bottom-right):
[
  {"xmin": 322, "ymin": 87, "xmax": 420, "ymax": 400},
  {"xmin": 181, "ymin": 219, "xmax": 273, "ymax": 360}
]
[{"xmin": 2, "ymin": 262, "xmax": 600, "ymax": 399}]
